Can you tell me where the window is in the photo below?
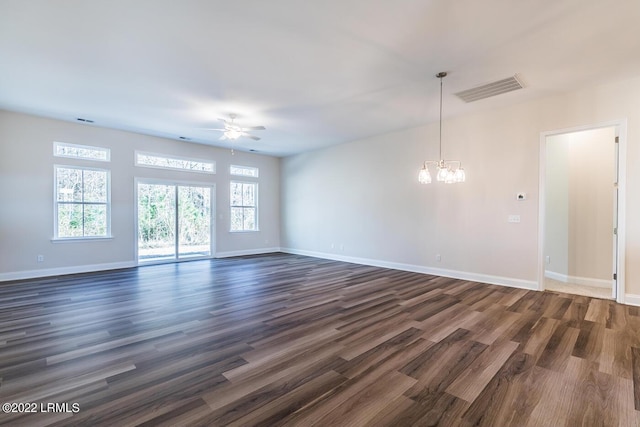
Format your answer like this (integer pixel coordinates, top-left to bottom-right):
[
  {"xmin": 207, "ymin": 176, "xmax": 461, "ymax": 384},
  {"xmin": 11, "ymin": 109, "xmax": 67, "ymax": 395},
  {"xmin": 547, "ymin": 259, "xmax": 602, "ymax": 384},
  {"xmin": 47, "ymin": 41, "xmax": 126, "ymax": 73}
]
[
  {"xmin": 54, "ymin": 141, "xmax": 110, "ymax": 161},
  {"xmin": 55, "ymin": 166, "xmax": 110, "ymax": 238},
  {"xmin": 230, "ymin": 181, "xmax": 257, "ymax": 231},
  {"xmin": 135, "ymin": 151, "xmax": 215, "ymax": 174},
  {"xmin": 230, "ymin": 165, "xmax": 259, "ymax": 177}
]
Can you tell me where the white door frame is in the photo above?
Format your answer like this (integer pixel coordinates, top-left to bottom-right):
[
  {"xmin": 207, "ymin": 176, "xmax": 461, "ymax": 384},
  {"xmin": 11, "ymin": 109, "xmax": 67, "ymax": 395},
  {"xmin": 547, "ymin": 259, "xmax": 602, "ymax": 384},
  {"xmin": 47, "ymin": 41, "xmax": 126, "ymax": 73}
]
[{"xmin": 537, "ymin": 119, "xmax": 627, "ymax": 304}]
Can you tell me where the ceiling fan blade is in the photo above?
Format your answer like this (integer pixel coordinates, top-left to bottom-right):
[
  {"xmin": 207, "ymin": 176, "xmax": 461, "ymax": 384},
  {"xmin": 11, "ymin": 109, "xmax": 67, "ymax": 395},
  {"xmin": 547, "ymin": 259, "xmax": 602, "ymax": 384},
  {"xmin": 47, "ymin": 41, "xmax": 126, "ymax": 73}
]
[
  {"xmin": 247, "ymin": 135, "xmax": 261, "ymax": 141},
  {"xmin": 242, "ymin": 126, "xmax": 266, "ymax": 131},
  {"xmin": 199, "ymin": 128, "xmax": 226, "ymax": 131}
]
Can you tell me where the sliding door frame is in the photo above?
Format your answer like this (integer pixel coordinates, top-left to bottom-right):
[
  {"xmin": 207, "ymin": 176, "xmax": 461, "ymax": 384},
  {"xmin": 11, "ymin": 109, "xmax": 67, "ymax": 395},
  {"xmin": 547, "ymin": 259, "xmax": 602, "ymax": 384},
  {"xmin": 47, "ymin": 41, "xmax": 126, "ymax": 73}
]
[{"xmin": 134, "ymin": 177, "xmax": 216, "ymax": 265}]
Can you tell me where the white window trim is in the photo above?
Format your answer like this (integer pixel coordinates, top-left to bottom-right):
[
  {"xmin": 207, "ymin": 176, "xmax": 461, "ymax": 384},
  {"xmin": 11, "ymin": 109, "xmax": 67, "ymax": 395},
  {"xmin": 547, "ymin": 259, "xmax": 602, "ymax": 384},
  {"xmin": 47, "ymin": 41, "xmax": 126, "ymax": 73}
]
[
  {"xmin": 230, "ymin": 180, "xmax": 259, "ymax": 232},
  {"xmin": 53, "ymin": 141, "xmax": 111, "ymax": 162},
  {"xmin": 53, "ymin": 165, "xmax": 112, "ymax": 240},
  {"xmin": 135, "ymin": 150, "xmax": 216, "ymax": 174},
  {"xmin": 51, "ymin": 236, "xmax": 114, "ymax": 243}
]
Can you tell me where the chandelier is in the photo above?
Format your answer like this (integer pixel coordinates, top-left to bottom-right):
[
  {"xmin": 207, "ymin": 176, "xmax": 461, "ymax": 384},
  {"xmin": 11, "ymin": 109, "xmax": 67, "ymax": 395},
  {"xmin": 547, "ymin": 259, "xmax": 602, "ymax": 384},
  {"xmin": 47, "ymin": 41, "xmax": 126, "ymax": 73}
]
[{"xmin": 418, "ymin": 72, "xmax": 465, "ymax": 184}]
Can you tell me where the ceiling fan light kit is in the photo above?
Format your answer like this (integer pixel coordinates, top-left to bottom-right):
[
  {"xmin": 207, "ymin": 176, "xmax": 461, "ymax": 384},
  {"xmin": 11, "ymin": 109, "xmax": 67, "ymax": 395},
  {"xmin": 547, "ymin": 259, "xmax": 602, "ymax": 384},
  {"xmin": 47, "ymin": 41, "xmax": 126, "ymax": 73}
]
[
  {"xmin": 223, "ymin": 128, "xmax": 242, "ymax": 140},
  {"xmin": 204, "ymin": 113, "xmax": 266, "ymax": 142},
  {"xmin": 418, "ymin": 72, "xmax": 465, "ymax": 185}
]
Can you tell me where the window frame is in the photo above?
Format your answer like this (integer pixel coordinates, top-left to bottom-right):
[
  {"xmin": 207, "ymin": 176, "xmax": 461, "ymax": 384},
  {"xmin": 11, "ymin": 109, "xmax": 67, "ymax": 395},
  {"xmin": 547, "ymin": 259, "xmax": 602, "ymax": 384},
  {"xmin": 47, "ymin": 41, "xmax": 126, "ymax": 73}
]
[
  {"xmin": 53, "ymin": 165, "xmax": 112, "ymax": 241},
  {"xmin": 229, "ymin": 180, "xmax": 258, "ymax": 232},
  {"xmin": 135, "ymin": 150, "xmax": 216, "ymax": 174},
  {"xmin": 53, "ymin": 141, "xmax": 111, "ymax": 162}
]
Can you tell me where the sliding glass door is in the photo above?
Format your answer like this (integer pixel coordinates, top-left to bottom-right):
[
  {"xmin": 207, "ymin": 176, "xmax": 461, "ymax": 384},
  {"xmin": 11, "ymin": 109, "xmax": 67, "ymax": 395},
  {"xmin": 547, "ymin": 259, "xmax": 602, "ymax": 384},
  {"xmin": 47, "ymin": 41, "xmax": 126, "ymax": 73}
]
[{"xmin": 137, "ymin": 181, "xmax": 213, "ymax": 263}]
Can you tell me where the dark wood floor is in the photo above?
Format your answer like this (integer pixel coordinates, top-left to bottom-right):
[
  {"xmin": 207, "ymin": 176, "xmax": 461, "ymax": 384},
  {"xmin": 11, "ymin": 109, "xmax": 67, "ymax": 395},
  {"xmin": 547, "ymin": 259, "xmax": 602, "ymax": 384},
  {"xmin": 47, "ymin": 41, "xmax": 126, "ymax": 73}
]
[{"xmin": 1, "ymin": 253, "xmax": 639, "ymax": 426}]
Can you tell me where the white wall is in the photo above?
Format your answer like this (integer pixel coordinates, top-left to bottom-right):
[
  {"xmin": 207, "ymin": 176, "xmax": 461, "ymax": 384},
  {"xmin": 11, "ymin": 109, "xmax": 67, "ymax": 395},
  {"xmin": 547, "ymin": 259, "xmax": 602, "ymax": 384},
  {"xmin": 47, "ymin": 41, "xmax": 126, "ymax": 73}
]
[
  {"xmin": 0, "ymin": 110, "xmax": 280, "ymax": 280},
  {"xmin": 281, "ymin": 75, "xmax": 640, "ymax": 297},
  {"xmin": 545, "ymin": 128, "xmax": 615, "ymax": 283}
]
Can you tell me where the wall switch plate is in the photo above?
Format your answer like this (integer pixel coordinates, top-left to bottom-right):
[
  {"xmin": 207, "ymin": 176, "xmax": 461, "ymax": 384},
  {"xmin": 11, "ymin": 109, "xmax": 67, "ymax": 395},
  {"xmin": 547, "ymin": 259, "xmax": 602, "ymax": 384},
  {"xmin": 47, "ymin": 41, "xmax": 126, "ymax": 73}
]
[{"xmin": 508, "ymin": 215, "xmax": 521, "ymax": 223}]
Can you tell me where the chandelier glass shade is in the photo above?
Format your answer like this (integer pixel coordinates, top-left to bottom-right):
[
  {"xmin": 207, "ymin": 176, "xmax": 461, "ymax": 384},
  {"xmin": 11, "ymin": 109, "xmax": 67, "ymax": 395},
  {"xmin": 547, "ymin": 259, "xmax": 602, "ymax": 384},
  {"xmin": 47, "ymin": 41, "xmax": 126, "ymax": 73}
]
[{"xmin": 418, "ymin": 72, "xmax": 465, "ymax": 184}]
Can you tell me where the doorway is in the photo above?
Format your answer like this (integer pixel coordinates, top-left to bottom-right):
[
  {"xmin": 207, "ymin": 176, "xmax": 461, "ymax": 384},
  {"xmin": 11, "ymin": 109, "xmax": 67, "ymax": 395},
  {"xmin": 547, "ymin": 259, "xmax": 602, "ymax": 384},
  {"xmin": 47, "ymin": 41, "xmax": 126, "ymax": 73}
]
[
  {"xmin": 539, "ymin": 122, "xmax": 626, "ymax": 301},
  {"xmin": 136, "ymin": 181, "xmax": 214, "ymax": 263}
]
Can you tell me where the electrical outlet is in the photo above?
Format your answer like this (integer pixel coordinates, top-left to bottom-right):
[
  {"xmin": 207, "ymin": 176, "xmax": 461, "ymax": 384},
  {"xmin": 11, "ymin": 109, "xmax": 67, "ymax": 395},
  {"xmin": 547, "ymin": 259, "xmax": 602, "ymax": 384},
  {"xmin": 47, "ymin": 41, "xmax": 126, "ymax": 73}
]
[
  {"xmin": 436, "ymin": 254, "xmax": 441, "ymax": 262},
  {"xmin": 37, "ymin": 255, "xmax": 44, "ymax": 263}
]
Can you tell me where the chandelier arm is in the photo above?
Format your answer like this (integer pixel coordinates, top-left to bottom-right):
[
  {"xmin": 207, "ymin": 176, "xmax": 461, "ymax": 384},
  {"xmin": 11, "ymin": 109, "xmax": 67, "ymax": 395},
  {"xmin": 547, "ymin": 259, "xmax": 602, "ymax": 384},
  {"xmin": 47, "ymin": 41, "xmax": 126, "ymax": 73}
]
[{"xmin": 442, "ymin": 160, "xmax": 462, "ymax": 167}]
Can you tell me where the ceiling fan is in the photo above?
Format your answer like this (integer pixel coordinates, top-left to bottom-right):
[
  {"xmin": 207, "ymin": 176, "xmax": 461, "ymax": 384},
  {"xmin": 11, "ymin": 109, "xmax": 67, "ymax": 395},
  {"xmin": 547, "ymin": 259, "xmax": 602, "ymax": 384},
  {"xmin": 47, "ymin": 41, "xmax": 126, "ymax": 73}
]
[{"xmin": 204, "ymin": 114, "xmax": 266, "ymax": 141}]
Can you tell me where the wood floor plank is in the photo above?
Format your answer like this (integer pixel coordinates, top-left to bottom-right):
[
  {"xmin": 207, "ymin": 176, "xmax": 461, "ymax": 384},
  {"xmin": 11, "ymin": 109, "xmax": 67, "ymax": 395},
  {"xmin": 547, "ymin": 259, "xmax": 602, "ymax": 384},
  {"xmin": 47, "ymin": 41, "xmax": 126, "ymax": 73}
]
[
  {"xmin": 446, "ymin": 340, "xmax": 519, "ymax": 402},
  {"xmin": 360, "ymin": 395, "xmax": 420, "ymax": 427},
  {"xmin": 306, "ymin": 370, "xmax": 416, "ymax": 427},
  {"xmin": 280, "ymin": 368, "xmax": 415, "ymax": 426},
  {"xmin": 461, "ymin": 352, "xmax": 553, "ymax": 426},
  {"xmin": 403, "ymin": 338, "xmax": 488, "ymax": 406},
  {"xmin": 536, "ymin": 321, "xmax": 580, "ymax": 372},
  {"xmin": 224, "ymin": 370, "xmax": 347, "ymax": 427},
  {"xmin": 563, "ymin": 356, "xmax": 623, "ymax": 426},
  {"xmin": 632, "ymin": 346, "xmax": 640, "ymax": 410},
  {"xmin": 571, "ymin": 320, "xmax": 605, "ymax": 362},
  {"xmin": 334, "ymin": 331, "xmax": 431, "ymax": 380},
  {"xmin": 0, "ymin": 253, "xmax": 638, "ymax": 426},
  {"xmin": 202, "ymin": 344, "xmax": 342, "ymax": 412}
]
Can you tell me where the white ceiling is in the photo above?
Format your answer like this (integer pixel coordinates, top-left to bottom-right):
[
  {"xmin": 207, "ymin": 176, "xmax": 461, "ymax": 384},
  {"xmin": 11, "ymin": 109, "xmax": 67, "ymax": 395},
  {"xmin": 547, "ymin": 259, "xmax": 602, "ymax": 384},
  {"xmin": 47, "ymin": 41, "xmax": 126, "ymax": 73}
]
[{"xmin": 1, "ymin": 0, "xmax": 640, "ymax": 157}]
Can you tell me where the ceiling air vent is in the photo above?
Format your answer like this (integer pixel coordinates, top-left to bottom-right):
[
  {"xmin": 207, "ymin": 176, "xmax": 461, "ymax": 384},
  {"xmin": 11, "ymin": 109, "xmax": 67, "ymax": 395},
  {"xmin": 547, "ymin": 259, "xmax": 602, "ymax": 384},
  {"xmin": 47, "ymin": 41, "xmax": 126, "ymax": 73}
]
[{"xmin": 454, "ymin": 75, "xmax": 524, "ymax": 103}]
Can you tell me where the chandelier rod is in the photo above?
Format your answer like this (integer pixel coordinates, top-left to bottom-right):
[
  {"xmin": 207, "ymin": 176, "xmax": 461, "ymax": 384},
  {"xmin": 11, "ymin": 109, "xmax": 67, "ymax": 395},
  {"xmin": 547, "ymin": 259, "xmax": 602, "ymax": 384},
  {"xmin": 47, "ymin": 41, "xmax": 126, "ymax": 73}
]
[{"xmin": 437, "ymin": 71, "xmax": 446, "ymax": 161}]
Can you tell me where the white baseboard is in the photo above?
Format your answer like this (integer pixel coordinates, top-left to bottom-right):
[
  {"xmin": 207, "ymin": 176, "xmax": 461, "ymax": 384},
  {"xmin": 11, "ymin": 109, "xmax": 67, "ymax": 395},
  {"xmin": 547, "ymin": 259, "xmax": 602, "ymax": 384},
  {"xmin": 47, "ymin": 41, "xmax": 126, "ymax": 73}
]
[
  {"xmin": 0, "ymin": 261, "xmax": 137, "ymax": 282},
  {"xmin": 0, "ymin": 247, "xmax": 282, "ymax": 282},
  {"xmin": 281, "ymin": 247, "xmax": 538, "ymax": 291},
  {"xmin": 623, "ymin": 294, "xmax": 640, "ymax": 306},
  {"xmin": 215, "ymin": 247, "xmax": 282, "ymax": 259},
  {"xmin": 4, "ymin": 249, "xmax": 634, "ymax": 305},
  {"xmin": 544, "ymin": 270, "xmax": 611, "ymax": 289}
]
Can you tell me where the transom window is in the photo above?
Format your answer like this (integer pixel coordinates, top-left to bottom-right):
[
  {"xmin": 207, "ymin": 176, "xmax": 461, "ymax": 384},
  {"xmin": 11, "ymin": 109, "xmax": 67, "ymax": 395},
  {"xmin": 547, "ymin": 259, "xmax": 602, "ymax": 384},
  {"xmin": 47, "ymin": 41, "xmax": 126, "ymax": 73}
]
[
  {"xmin": 230, "ymin": 165, "xmax": 259, "ymax": 177},
  {"xmin": 54, "ymin": 141, "xmax": 110, "ymax": 161},
  {"xmin": 55, "ymin": 166, "xmax": 110, "ymax": 238},
  {"xmin": 135, "ymin": 151, "xmax": 215, "ymax": 174}
]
